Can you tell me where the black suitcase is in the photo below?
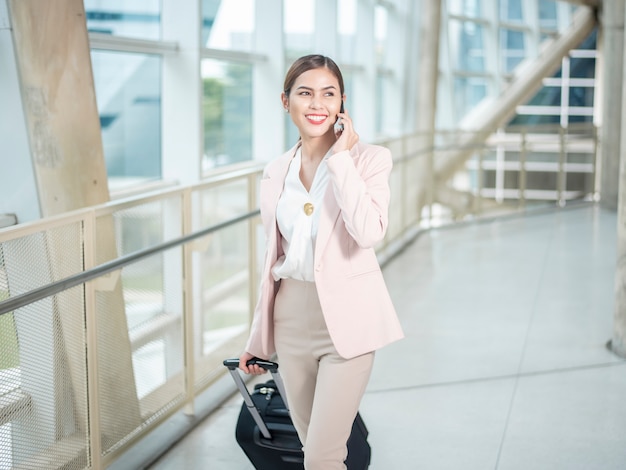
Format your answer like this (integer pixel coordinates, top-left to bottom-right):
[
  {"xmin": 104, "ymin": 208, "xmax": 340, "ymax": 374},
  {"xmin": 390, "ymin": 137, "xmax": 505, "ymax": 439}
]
[{"xmin": 223, "ymin": 358, "xmax": 371, "ymax": 469}]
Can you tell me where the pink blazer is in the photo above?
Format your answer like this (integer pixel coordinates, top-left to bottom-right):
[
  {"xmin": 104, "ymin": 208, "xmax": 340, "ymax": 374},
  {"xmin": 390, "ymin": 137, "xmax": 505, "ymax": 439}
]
[{"xmin": 245, "ymin": 141, "xmax": 404, "ymax": 360}]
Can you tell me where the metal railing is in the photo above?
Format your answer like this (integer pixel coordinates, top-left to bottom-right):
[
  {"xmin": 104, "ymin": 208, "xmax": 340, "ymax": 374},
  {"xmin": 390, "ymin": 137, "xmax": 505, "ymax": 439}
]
[{"xmin": 0, "ymin": 124, "xmax": 598, "ymax": 469}]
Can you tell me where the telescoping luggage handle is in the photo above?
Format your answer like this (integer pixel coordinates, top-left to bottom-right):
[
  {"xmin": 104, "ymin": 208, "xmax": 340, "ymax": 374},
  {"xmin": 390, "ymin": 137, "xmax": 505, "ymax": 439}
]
[{"xmin": 223, "ymin": 358, "xmax": 290, "ymax": 440}]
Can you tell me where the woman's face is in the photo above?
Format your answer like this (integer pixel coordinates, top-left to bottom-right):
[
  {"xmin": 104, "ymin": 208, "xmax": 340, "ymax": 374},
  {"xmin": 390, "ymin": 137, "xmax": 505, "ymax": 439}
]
[{"xmin": 283, "ymin": 67, "xmax": 344, "ymax": 139}]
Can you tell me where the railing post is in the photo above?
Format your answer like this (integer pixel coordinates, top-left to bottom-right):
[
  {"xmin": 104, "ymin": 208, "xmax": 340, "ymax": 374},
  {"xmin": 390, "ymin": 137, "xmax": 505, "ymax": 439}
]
[
  {"xmin": 495, "ymin": 128, "xmax": 505, "ymax": 204},
  {"xmin": 427, "ymin": 131, "xmax": 435, "ymax": 226},
  {"xmin": 558, "ymin": 126, "xmax": 566, "ymax": 206},
  {"xmin": 401, "ymin": 136, "xmax": 408, "ymax": 239},
  {"xmin": 83, "ymin": 211, "xmax": 102, "ymax": 469},
  {"xmin": 477, "ymin": 146, "xmax": 485, "ymax": 215},
  {"xmin": 182, "ymin": 188, "xmax": 195, "ymax": 415},
  {"xmin": 520, "ymin": 129, "xmax": 527, "ymax": 210},
  {"xmin": 248, "ymin": 174, "xmax": 259, "ymax": 327},
  {"xmin": 593, "ymin": 124, "xmax": 600, "ymax": 200}
]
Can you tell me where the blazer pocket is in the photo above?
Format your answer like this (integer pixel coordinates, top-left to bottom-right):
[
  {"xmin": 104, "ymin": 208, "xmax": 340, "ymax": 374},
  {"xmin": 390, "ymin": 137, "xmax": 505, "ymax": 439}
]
[
  {"xmin": 346, "ymin": 266, "xmax": 380, "ymax": 279},
  {"xmin": 348, "ymin": 243, "xmax": 379, "ymax": 277}
]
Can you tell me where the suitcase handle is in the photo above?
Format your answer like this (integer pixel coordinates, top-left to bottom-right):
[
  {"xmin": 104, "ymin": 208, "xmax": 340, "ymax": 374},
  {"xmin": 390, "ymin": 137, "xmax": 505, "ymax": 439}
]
[
  {"xmin": 223, "ymin": 358, "xmax": 290, "ymax": 440},
  {"xmin": 223, "ymin": 357, "xmax": 279, "ymax": 373}
]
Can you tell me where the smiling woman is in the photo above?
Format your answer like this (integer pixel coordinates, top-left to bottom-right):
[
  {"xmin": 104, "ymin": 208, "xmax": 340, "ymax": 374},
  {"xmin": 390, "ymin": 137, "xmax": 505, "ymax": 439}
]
[{"xmin": 237, "ymin": 54, "xmax": 404, "ymax": 470}]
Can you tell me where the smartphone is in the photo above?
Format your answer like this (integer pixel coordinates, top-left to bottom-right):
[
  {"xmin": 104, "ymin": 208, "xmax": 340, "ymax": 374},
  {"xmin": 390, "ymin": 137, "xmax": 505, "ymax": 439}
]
[{"xmin": 335, "ymin": 101, "xmax": 345, "ymax": 133}]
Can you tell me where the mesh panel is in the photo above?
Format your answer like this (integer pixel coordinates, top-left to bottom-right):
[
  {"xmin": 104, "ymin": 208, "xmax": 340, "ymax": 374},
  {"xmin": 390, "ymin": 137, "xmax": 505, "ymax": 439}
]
[
  {"xmin": 95, "ymin": 199, "xmax": 182, "ymax": 264},
  {"xmin": 1, "ymin": 288, "xmax": 88, "ymax": 470},
  {"xmin": 189, "ymin": 180, "xmax": 253, "ymax": 389},
  {"xmin": 92, "ymin": 197, "xmax": 187, "ymax": 456},
  {"xmin": 193, "ymin": 179, "xmax": 248, "ymax": 230},
  {"xmin": 0, "ymin": 223, "xmax": 88, "ymax": 469},
  {"xmin": 194, "ymin": 222, "xmax": 250, "ymax": 390},
  {"xmin": 2, "ymin": 223, "xmax": 83, "ymax": 295}
]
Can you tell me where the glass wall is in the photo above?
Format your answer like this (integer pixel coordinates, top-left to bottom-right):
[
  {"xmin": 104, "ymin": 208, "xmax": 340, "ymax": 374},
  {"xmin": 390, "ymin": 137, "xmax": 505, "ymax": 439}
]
[
  {"xmin": 337, "ymin": 0, "xmax": 357, "ymax": 64},
  {"xmin": 539, "ymin": 0, "xmax": 558, "ymax": 32},
  {"xmin": 201, "ymin": 60, "xmax": 253, "ymax": 171},
  {"xmin": 443, "ymin": 0, "xmax": 586, "ymax": 128},
  {"xmin": 85, "ymin": 0, "xmax": 161, "ymax": 39},
  {"xmin": 202, "ymin": 0, "xmax": 256, "ymax": 50},
  {"xmin": 85, "ymin": 1, "xmax": 164, "ymax": 192},
  {"xmin": 91, "ymin": 51, "xmax": 162, "ymax": 189},
  {"xmin": 82, "ymin": 0, "xmax": 594, "ymax": 192},
  {"xmin": 284, "ymin": 0, "xmax": 315, "ymax": 57},
  {"xmin": 509, "ymin": 29, "xmax": 597, "ymax": 126}
]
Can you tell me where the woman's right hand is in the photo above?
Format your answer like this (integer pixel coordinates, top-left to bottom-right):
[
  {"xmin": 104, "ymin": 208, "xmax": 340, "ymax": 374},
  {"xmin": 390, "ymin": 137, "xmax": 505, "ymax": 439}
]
[
  {"xmin": 238, "ymin": 351, "xmax": 268, "ymax": 375},
  {"xmin": 332, "ymin": 108, "xmax": 359, "ymax": 154}
]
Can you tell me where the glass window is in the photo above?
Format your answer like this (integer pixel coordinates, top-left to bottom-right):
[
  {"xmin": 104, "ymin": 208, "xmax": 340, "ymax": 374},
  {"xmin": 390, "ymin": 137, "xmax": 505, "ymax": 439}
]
[
  {"xmin": 540, "ymin": 32, "xmax": 558, "ymax": 42},
  {"xmin": 284, "ymin": 0, "xmax": 315, "ymax": 57},
  {"xmin": 570, "ymin": 57, "xmax": 595, "ymax": 79},
  {"xmin": 375, "ymin": 73, "xmax": 385, "ymax": 135},
  {"xmin": 448, "ymin": 0, "xmax": 481, "ymax": 18},
  {"xmin": 568, "ymin": 115, "xmax": 593, "ymax": 124},
  {"xmin": 84, "ymin": 0, "xmax": 161, "ymax": 40},
  {"xmin": 375, "ymin": 5, "xmax": 387, "ymax": 66},
  {"xmin": 500, "ymin": 0, "xmax": 523, "ymax": 22},
  {"xmin": 508, "ymin": 113, "xmax": 560, "ymax": 126},
  {"xmin": 91, "ymin": 51, "xmax": 162, "ymax": 190},
  {"xmin": 569, "ymin": 87, "xmax": 594, "ymax": 108},
  {"xmin": 337, "ymin": 0, "xmax": 357, "ymax": 63},
  {"xmin": 577, "ymin": 28, "xmax": 597, "ymax": 50},
  {"xmin": 202, "ymin": 0, "xmax": 256, "ymax": 50},
  {"xmin": 450, "ymin": 20, "xmax": 485, "ymax": 72},
  {"xmin": 538, "ymin": 0, "xmax": 558, "ymax": 29},
  {"xmin": 454, "ymin": 77, "xmax": 487, "ymax": 120},
  {"xmin": 202, "ymin": 60, "xmax": 253, "ymax": 171},
  {"xmin": 528, "ymin": 86, "xmax": 561, "ymax": 106},
  {"xmin": 500, "ymin": 28, "xmax": 526, "ymax": 73}
]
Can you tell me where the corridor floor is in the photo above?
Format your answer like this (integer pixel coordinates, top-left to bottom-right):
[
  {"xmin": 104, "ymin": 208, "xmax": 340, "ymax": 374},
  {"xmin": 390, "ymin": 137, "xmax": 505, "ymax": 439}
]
[{"xmin": 148, "ymin": 203, "xmax": 626, "ymax": 470}]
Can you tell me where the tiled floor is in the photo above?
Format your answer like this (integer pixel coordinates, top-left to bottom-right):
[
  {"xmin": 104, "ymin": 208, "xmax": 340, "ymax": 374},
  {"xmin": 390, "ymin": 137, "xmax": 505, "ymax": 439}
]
[{"xmin": 147, "ymin": 203, "xmax": 626, "ymax": 470}]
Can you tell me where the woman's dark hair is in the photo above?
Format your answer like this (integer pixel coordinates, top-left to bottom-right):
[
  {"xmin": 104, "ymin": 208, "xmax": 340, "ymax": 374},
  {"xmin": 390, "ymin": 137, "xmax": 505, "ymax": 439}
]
[{"xmin": 283, "ymin": 54, "xmax": 345, "ymax": 97}]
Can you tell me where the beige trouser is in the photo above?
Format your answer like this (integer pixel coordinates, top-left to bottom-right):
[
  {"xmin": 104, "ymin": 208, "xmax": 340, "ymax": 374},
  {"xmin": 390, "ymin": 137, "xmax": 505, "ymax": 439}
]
[{"xmin": 273, "ymin": 278, "xmax": 374, "ymax": 470}]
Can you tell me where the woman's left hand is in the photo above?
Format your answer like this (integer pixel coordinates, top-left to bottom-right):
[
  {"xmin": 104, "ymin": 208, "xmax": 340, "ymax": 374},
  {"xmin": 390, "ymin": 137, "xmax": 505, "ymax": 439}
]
[{"xmin": 333, "ymin": 108, "xmax": 359, "ymax": 154}]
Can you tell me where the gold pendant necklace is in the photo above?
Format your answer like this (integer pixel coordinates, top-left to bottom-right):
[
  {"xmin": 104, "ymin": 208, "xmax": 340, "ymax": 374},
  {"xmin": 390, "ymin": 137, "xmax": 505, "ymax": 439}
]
[{"xmin": 303, "ymin": 202, "xmax": 314, "ymax": 216}]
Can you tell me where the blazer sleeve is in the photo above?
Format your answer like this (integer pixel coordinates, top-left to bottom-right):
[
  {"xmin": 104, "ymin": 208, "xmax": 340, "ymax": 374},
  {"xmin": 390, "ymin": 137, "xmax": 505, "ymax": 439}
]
[{"xmin": 325, "ymin": 144, "xmax": 392, "ymax": 248}]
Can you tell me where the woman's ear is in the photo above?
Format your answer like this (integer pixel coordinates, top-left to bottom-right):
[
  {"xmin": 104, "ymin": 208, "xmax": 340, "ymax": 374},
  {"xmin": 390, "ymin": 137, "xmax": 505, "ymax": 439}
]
[{"xmin": 281, "ymin": 92, "xmax": 289, "ymax": 112}]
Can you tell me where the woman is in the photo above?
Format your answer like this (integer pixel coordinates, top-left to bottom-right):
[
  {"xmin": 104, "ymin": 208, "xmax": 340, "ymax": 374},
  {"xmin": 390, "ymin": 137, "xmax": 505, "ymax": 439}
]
[{"xmin": 239, "ymin": 54, "xmax": 404, "ymax": 469}]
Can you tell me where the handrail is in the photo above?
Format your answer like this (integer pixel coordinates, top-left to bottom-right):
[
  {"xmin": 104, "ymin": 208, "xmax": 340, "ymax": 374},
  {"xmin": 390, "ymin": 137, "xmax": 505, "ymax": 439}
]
[
  {"xmin": 0, "ymin": 124, "xmax": 597, "ymax": 317},
  {"xmin": 0, "ymin": 209, "xmax": 259, "ymax": 317}
]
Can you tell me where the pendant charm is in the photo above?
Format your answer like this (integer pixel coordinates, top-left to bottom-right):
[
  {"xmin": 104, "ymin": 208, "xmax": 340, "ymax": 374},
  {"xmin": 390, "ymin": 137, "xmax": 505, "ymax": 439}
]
[{"xmin": 303, "ymin": 202, "xmax": 314, "ymax": 216}]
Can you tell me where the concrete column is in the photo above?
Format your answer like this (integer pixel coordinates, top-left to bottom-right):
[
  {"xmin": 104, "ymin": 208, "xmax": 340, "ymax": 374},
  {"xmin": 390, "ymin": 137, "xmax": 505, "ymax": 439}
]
[
  {"xmin": 7, "ymin": 0, "xmax": 141, "ymax": 456},
  {"xmin": 611, "ymin": 0, "xmax": 626, "ymax": 359},
  {"xmin": 414, "ymin": 0, "xmax": 442, "ymax": 221},
  {"xmin": 353, "ymin": 0, "xmax": 376, "ymax": 142},
  {"xmin": 162, "ymin": 0, "xmax": 202, "ymax": 184},
  {"xmin": 598, "ymin": 0, "xmax": 625, "ymax": 210},
  {"xmin": 253, "ymin": 0, "xmax": 285, "ymax": 159},
  {"xmin": 381, "ymin": 0, "xmax": 407, "ymax": 136},
  {"xmin": 315, "ymin": 0, "xmax": 338, "ymax": 57},
  {"xmin": 8, "ymin": 0, "xmax": 109, "ymax": 215}
]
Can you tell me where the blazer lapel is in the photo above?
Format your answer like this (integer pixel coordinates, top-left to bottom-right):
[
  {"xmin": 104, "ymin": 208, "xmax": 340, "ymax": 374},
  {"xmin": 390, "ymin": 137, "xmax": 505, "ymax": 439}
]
[
  {"xmin": 261, "ymin": 142, "xmax": 301, "ymax": 251},
  {"xmin": 314, "ymin": 145, "xmax": 359, "ymax": 263},
  {"xmin": 314, "ymin": 186, "xmax": 341, "ymax": 264}
]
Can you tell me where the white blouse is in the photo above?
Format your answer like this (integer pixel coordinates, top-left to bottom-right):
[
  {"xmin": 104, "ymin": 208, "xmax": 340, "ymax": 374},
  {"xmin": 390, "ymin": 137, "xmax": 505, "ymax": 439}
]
[{"xmin": 271, "ymin": 147, "xmax": 330, "ymax": 282}]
